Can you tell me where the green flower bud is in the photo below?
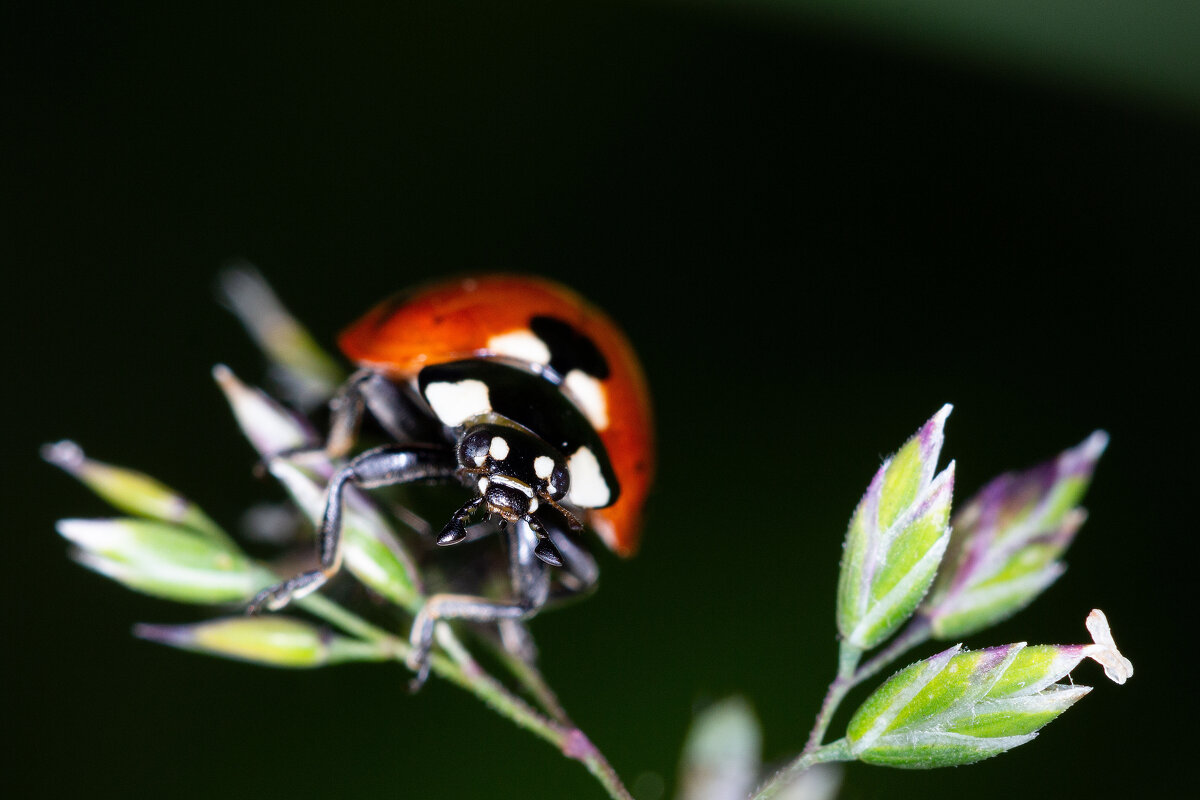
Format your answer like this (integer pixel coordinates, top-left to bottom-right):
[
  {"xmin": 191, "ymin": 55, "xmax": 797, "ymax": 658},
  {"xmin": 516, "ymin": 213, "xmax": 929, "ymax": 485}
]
[
  {"xmin": 57, "ymin": 518, "xmax": 270, "ymax": 604},
  {"xmin": 838, "ymin": 406, "xmax": 955, "ymax": 650},
  {"xmin": 42, "ymin": 440, "xmax": 231, "ymax": 547},
  {"xmin": 135, "ymin": 616, "xmax": 389, "ymax": 668},
  {"xmin": 846, "ymin": 609, "xmax": 1131, "ymax": 768}
]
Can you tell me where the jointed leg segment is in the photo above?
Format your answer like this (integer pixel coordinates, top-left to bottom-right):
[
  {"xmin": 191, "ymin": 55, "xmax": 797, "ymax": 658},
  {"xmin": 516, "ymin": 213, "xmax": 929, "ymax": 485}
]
[{"xmin": 247, "ymin": 444, "xmax": 457, "ymax": 613}]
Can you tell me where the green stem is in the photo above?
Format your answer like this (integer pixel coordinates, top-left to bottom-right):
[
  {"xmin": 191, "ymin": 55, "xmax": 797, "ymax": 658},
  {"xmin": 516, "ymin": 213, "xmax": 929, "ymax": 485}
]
[
  {"xmin": 803, "ymin": 618, "xmax": 934, "ymax": 756},
  {"xmin": 803, "ymin": 642, "xmax": 861, "ymax": 753},
  {"xmin": 853, "ymin": 616, "xmax": 932, "ymax": 686},
  {"xmin": 420, "ymin": 651, "xmax": 631, "ymax": 799},
  {"xmin": 752, "ymin": 739, "xmax": 854, "ymax": 800},
  {"xmin": 297, "ymin": 593, "xmax": 396, "ymax": 643},
  {"xmin": 492, "ymin": 641, "xmax": 572, "ymax": 724},
  {"xmin": 298, "ymin": 595, "xmax": 631, "ymax": 800}
]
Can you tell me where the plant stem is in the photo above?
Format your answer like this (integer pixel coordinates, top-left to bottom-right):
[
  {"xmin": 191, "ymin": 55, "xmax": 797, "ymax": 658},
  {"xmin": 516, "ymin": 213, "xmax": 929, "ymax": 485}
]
[
  {"xmin": 752, "ymin": 739, "xmax": 853, "ymax": 800},
  {"xmin": 853, "ymin": 616, "xmax": 931, "ymax": 686},
  {"xmin": 493, "ymin": 642, "xmax": 572, "ymax": 724},
  {"xmin": 299, "ymin": 594, "xmax": 631, "ymax": 800},
  {"xmin": 803, "ymin": 641, "xmax": 861, "ymax": 753},
  {"xmin": 422, "ymin": 651, "xmax": 632, "ymax": 799},
  {"xmin": 298, "ymin": 593, "xmax": 396, "ymax": 643},
  {"xmin": 802, "ymin": 617, "xmax": 934, "ymax": 756}
]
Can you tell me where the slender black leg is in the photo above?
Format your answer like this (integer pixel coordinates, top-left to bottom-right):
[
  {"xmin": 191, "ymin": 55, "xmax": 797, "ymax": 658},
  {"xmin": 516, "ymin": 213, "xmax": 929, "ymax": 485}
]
[
  {"xmin": 491, "ymin": 512, "xmax": 598, "ymax": 667},
  {"xmin": 322, "ymin": 369, "xmax": 371, "ymax": 458},
  {"xmin": 547, "ymin": 524, "xmax": 599, "ymax": 596},
  {"xmin": 407, "ymin": 522, "xmax": 551, "ymax": 688},
  {"xmin": 247, "ymin": 444, "xmax": 458, "ymax": 614},
  {"xmin": 275, "ymin": 370, "xmax": 437, "ymax": 465}
]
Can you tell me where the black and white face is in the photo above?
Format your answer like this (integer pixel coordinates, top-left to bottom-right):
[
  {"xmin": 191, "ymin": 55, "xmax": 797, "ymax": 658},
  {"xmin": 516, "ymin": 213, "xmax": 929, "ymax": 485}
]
[
  {"xmin": 419, "ymin": 359, "xmax": 620, "ymax": 512},
  {"xmin": 457, "ymin": 424, "xmax": 571, "ymax": 521}
]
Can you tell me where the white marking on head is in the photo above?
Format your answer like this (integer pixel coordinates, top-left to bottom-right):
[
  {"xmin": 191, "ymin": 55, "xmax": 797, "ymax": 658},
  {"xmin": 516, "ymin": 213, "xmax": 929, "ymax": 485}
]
[
  {"xmin": 489, "ymin": 436, "xmax": 510, "ymax": 460},
  {"xmin": 564, "ymin": 370, "xmax": 609, "ymax": 431},
  {"xmin": 527, "ymin": 497, "xmax": 538, "ymax": 512},
  {"xmin": 490, "ymin": 474, "xmax": 535, "ymax": 498},
  {"xmin": 424, "ymin": 379, "xmax": 491, "ymax": 427},
  {"xmin": 533, "ymin": 455, "xmax": 555, "ymax": 479},
  {"xmin": 487, "ymin": 330, "xmax": 552, "ymax": 365},
  {"xmin": 567, "ymin": 447, "xmax": 610, "ymax": 507},
  {"xmin": 473, "ymin": 454, "xmax": 487, "ymax": 467},
  {"xmin": 477, "ymin": 477, "xmax": 489, "ymax": 494}
]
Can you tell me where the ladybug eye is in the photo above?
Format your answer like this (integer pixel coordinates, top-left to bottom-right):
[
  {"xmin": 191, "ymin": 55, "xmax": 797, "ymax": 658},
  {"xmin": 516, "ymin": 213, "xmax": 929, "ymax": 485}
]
[
  {"xmin": 458, "ymin": 430, "xmax": 493, "ymax": 467},
  {"xmin": 550, "ymin": 464, "xmax": 571, "ymax": 499}
]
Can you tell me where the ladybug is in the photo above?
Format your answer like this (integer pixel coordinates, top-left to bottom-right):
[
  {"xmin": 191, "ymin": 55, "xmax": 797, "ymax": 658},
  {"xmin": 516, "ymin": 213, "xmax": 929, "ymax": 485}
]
[{"xmin": 248, "ymin": 275, "xmax": 654, "ymax": 685}]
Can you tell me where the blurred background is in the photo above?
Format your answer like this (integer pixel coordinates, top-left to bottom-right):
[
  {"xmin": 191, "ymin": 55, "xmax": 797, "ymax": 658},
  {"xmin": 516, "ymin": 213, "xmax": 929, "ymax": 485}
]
[{"xmin": 5, "ymin": 2, "xmax": 1196, "ymax": 798}]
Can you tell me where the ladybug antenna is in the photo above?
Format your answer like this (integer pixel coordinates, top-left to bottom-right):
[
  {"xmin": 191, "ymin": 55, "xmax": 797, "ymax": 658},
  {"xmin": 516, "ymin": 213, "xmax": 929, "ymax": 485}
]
[{"xmin": 538, "ymin": 495, "xmax": 584, "ymax": 531}]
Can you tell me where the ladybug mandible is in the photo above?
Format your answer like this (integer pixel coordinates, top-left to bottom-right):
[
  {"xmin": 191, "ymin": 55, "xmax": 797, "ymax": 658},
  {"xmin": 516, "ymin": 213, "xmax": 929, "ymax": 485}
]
[{"xmin": 248, "ymin": 275, "xmax": 654, "ymax": 685}]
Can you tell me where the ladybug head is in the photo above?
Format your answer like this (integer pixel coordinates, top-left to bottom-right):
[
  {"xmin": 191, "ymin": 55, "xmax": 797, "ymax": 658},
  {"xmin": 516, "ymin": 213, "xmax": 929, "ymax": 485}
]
[
  {"xmin": 456, "ymin": 423, "xmax": 571, "ymax": 518},
  {"xmin": 436, "ymin": 423, "xmax": 581, "ymax": 567}
]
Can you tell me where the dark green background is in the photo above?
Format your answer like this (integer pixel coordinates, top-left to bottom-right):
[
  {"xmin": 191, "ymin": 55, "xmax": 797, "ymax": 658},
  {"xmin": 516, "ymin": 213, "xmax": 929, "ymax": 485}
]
[{"xmin": 6, "ymin": 3, "xmax": 1195, "ymax": 798}]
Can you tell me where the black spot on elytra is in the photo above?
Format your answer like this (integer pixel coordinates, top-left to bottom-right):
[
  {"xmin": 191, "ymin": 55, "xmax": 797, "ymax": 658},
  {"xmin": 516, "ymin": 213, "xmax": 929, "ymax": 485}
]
[{"xmin": 530, "ymin": 316, "xmax": 610, "ymax": 380}]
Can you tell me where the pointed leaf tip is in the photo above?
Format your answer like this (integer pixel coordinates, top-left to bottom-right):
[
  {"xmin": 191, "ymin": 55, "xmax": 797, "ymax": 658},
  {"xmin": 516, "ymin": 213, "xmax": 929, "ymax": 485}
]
[
  {"xmin": 215, "ymin": 364, "xmax": 316, "ymax": 456},
  {"xmin": 1081, "ymin": 430, "xmax": 1109, "ymax": 460}
]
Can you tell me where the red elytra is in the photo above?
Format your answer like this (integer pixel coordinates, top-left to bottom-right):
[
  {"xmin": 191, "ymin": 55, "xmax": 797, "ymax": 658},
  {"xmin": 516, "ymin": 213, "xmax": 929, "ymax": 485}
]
[{"xmin": 339, "ymin": 275, "xmax": 654, "ymax": 557}]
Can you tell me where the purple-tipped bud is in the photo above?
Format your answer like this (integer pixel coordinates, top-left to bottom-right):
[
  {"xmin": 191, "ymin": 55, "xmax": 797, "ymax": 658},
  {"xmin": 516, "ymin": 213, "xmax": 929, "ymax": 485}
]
[
  {"xmin": 922, "ymin": 432, "xmax": 1108, "ymax": 639},
  {"xmin": 838, "ymin": 406, "xmax": 955, "ymax": 650}
]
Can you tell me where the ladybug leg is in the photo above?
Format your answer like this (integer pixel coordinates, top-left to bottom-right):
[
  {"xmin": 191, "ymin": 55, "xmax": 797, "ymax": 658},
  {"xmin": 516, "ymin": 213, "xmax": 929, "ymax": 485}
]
[
  {"xmin": 353, "ymin": 370, "xmax": 444, "ymax": 445},
  {"xmin": 320, "ymin": 369, "xmax": 373, "ymax": 458},
  {"xmin": 407, "ymin": 521, "xmax": 551, "ymax": 689},
  {"xmin": 435, "ymin": 496, "xmax": 485, "ymax": 545},
  {"xmin": 247, "ymin": 443, "xmax": 457, "ymax": 614},
  {"xmin": 274, "ymin": 370, "xmax": 436, "ymax": 465},
  {"xmin": 547, "ymin": 524, "xmax": 598, "ymax": 597},
  {"xmin": 495, "ymin": 516, "xmax": 597, "ymax": 667},
  {"xmin": 524, "ymin": 514, "xmax": 566, "ymax": 567}
]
